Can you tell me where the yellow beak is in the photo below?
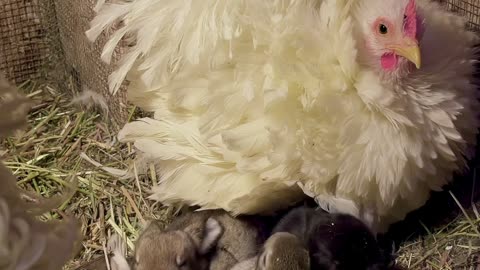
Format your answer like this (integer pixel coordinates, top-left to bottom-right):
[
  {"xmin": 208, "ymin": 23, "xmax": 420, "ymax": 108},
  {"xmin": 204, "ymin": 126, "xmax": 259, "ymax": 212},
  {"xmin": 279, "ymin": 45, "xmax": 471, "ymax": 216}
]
[{"xmin": 388, "ymin": 40, "xmax": 421, "ymax": 69}]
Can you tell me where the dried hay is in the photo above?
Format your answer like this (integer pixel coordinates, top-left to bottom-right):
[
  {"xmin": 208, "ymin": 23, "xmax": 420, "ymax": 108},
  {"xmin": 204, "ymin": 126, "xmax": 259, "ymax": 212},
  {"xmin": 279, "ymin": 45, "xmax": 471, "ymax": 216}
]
[
  {"xmin": 395, "ymin": 191, "xmax": 480, "ymax": 269},
  {"xmin": 0, "ymin": 0, "xmax": 130, "ymax": 129},
  {"xmin": 0, "ymin": 80, "xmax": 172, "ymax": 269}
]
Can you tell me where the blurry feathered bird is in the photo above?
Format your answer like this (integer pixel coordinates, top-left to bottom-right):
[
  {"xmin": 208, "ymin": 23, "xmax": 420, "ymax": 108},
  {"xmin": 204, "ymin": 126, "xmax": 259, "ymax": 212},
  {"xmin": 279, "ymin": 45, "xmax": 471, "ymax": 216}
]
[
  {"xmin": 0, "ymin": 73, "xmax": 82, "ymax": 270},
  {"xmin": 87, "ymin": 0, "xmax": 480, "ymax": 232}
]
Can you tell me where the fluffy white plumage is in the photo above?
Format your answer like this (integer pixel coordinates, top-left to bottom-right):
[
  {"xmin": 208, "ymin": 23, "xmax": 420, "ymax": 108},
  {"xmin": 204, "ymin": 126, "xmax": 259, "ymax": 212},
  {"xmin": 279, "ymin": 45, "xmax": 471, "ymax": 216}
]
[{"xmin": 88, "ymin": 0, "xmax": 479, "ymax": 232}]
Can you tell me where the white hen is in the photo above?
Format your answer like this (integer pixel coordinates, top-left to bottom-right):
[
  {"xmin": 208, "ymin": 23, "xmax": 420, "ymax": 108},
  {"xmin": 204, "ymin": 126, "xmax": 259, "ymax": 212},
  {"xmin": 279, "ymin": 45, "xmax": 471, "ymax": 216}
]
[{"xmin": 88, "ymin": 0, "xmax": 479, "ymax": 232}]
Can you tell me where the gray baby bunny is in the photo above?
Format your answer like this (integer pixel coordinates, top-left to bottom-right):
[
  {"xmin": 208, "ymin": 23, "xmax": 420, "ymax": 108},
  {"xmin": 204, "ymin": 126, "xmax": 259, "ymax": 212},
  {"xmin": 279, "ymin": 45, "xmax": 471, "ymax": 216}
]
[
  {"xmin": 134, "ymin": 215, "xmax": 222, "ymax": 270},
  {"xmin": 230, "ymin": 232, "xmax": 310, "ymax": 270},
  {"xmin": 133, "ymin": 210, "xmax": 264, "ymax": 270}
]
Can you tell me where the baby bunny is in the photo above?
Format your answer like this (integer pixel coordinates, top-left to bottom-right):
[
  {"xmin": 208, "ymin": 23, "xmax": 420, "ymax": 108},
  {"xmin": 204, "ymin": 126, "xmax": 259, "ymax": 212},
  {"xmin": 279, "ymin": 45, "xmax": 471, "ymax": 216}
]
[
  {"xmin": 130, "ymin": 210, "xmax": 264, "ymax": 270},
  {"xmin": 134, "ymin": 216, "xmax": 222, "ymax": 270},
  {"xmin": 231, "ymin": 232, "xmax": 310, "ymax": 270},
  {"xmin": 256, "ymin": 232, "xmax": 310, "ymax": 270},
  {"xmin": 103, "ymin": 220, "xmax": 219, "ymax": 270},
  {"xmin": 272, "ymin": 205, "xmax": 393, "ymax": 270}
]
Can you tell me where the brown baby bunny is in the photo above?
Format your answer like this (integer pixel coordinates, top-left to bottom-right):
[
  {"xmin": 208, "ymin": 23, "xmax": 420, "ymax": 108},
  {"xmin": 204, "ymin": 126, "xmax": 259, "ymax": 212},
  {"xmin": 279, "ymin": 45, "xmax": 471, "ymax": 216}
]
[
  {"xmin": 256, "ymin": 232, "xmax": 310, "ymax": 270},
  {"xmin": 134, "ymin": 215, "xmax": 222, "ymax": 270},
  {"xmin": 131, "ymin": 210, "xmax": 264, "ymax": 270},
  {"xmin": 230, "ymin": 232, "xmax": 310, "ymax": 270},
  {"xmin": 207, "ymin": 211, "xmax": 264, "ymax": 270}
]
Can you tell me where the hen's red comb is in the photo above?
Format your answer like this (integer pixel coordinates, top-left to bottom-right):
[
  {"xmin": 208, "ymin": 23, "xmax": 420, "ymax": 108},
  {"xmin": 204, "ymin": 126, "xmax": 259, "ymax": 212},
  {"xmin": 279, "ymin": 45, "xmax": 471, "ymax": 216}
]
[{"xmin": 404, "ymin": 0, "xmax": 417, "ymax": 39}]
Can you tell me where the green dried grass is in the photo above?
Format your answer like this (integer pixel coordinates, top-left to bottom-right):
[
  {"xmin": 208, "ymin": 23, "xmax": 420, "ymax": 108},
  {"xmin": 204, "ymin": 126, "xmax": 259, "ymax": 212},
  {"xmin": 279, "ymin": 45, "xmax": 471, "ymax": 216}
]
[
  {"xmin": 395, "ymin": 182, "xmax": 480, "ymax": 270},
  {"xmin": 1, "ymin": 80, "xmax": 480, "ymax": 270},
  {"xmin": 0, "ymin": 80, "xmax": 173, "ymax": 269}
]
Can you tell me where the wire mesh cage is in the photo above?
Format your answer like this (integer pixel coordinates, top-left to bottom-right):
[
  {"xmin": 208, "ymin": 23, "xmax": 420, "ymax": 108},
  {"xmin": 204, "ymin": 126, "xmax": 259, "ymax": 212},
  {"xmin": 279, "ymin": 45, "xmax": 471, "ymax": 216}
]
[
  {"xmin": 0, "ymin": 0, "xmax": 478, "ymax": 128},
  {"xmin": 445, "ymin": 0, "xmax": 480, "ymax": 31},
  {"xmin": 0, "ymin": 0, "xmax": 130, "ymax": 128},
  {"xmin": 54, "ymin": 0, "xmax": 130, "ymax": 128},
  {"xmin": 0, "ymin": 0, "xmax": 52, "ymax": 84}
]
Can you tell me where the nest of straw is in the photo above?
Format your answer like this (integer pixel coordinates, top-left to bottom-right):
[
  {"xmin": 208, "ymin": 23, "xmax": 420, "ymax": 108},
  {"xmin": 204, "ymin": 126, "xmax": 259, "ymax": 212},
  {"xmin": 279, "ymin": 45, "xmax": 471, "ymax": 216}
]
[{"xmin": 0, "ymin": 80, "xmax": 172, "ymax": 269}]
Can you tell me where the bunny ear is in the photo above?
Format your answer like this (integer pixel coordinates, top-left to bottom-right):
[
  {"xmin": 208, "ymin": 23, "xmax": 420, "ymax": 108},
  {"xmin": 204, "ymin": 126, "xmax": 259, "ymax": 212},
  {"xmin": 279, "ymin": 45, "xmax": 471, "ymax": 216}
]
[
  {"xmin": 198, "ymin": 218, "xmax": 223, "ymax": 255},
  {"xmin": 108, "ymin": 234, "xmax": 131, "ymax": 270},
  {"xmin": 110, "ymin": 255, "xmax": 131, "ymax": 270},
  {"xmin": 107, "ymin": 234, "xmax": 127, "ymax": 255},
  {"xmin": 230, "ymin": 257, "xmax": 258, "ymax": 270},
  {"xmin": 257, "ymin": 249, "xmax": 269, "ymax": 269},
  {"xmin": 184, "ymin": 217, "xmax": 223, "ymax": 255}
]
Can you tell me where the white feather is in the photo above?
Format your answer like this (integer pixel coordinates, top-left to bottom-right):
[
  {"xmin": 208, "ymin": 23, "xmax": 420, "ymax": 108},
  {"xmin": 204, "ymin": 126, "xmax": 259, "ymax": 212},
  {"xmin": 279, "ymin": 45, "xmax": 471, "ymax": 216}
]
[
  {"xmin": 89, "ymin": 0, "xmax": 480, "ymax": 232},
  {"xmin": 70, "ymin": 87, "xmax": 109, "ymax": 114}
]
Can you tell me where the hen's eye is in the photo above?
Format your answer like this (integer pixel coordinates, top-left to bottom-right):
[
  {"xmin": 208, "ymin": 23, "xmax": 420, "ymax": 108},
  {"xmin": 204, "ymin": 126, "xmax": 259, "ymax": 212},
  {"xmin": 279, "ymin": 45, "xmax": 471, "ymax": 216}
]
[{"xmin": 379, "ymin": 24, "xmax": 388, "ymax": 35}]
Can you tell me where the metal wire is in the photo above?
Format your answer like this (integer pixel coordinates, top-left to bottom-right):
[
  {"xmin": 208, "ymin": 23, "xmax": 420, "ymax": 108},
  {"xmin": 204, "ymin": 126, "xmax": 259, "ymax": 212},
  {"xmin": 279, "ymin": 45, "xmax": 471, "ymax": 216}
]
[
  {"xmin": 445, "ymin": 0, "xmax": 480, "ymax": 31},
  {"xmin": 0, "ymin": 0, "xmax": 49, "ymax": 84},
  {"xmin": 0, "ymin": 0, "xmax": 130, "ymax": 126}
]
